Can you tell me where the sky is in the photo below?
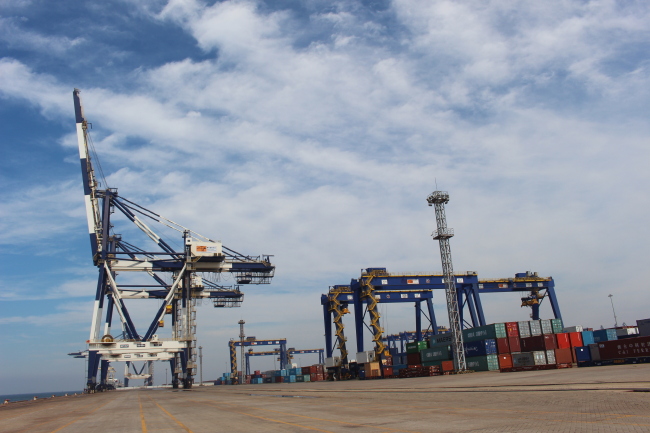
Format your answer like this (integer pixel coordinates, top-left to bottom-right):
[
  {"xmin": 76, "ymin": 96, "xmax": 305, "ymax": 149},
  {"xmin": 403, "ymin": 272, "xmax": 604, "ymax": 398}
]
[{"xmin": 1, "ymin": 0, "xmax": 649, "ymax": 394}]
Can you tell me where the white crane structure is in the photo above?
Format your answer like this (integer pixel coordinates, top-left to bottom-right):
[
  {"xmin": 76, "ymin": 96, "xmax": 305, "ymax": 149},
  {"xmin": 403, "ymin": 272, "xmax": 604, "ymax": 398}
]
[{"xmin": 71, "ymin": 89, "xmax": 275, "ymax": 391}]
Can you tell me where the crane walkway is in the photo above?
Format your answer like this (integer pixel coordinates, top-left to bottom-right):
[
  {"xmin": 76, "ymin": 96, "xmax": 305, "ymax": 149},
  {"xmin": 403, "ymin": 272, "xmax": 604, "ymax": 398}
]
[{"xmin": 2, "ymin": 364, "xmax": 649, "ymax": 432}]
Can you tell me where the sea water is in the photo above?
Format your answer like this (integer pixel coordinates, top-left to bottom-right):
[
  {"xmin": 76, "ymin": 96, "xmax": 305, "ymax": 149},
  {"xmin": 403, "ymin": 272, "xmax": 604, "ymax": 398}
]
[{"xmin": 1, "ymin": 390, "xmax": 83, "ymax": 403}]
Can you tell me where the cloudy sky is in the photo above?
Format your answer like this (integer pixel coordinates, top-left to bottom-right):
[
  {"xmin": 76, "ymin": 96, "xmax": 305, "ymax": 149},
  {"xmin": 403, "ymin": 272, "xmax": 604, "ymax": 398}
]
[{"xmin": 1, "ymin": 0, "xmax": 649, "ymax": 394}]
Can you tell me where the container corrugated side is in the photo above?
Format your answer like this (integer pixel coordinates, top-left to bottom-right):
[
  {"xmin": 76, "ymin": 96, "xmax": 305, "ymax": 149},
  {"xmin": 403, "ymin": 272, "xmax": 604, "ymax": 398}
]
[
  {"xmin": 551, "ymin": 318, "xmax": 564, "ymax": 333},
  {"xmin": 512, "ymin": 352, "xmax": 535, "ymax": 367},
  {"xmin": 530, "ymin": 320, "xmax": 542, "ymax": 336},
  {"xmin": 506, "ymin": 322, "xmax": 519, "ymax": 337},
  {"xmin": 581, "ymin": 331, "xmax": 595, "ymax": 345},
  {"xmin": 430, "ymin": 333, "xmax": 453, "ymax": 346},
  {"xmin": 593, "ymin": 329, "xmax": 617, "ymax": 342},
  {"xmin": 532, "ymin": 351, "xmax": 547, "ymax": 365},
  {"xmin": 466, "ymin": 355, "xmax": 499, "ymax": 371},
  {"xmin": 554, "ymin": 348, "xmax": 573, "ymax": 364},
  {"xmin": 463, "ymin": 323, "xmax": 507, "ymax": 342},
  {"xmin": 518, "ymin": 321, "xmax": 531, "ymax": 338},
  {"xmin": 597, "ymin": 335, "xmax": 650, "ymax": 360},
  {"xmin": 545, "ymin": 349, "xmax": 556, "ymax": 364},
  {"xmin": 540, "ymin": 319, "xmax": 553, "ymax": 335},
  {"xmin": 420, "ymin": 346, "xmax": 451, "ymax": 362},
  {"xmin": 464, "ymin": 339, "xmax": 497, "ymax": 357},
  {"xmin": 588, "ymin": 343, "xmax": 601, "ymax": 361}
]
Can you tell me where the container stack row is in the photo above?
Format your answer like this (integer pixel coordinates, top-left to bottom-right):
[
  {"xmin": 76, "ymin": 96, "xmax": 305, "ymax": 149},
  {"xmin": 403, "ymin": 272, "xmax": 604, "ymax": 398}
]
[
  {"xmin": 215, "ymin": 364, "xmax": 326, "ymax": 385},
  {"xmin": 574, "ymin": 334, "xmax": 650, "ymax": 367}
]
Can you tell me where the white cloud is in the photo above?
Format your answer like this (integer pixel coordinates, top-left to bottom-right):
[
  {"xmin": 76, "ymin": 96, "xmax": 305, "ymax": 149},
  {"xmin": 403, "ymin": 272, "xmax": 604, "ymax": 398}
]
[{"xmin": 0, "ymin": 17, "xmax": 84, "ymax": 55}]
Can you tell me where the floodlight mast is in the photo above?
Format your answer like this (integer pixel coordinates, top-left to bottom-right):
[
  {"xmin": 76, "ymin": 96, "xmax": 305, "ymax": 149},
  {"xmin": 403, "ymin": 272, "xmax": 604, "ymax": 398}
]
[{"xmin": 427, "ymin": 191, "xmax": 466, "ymax": 372}]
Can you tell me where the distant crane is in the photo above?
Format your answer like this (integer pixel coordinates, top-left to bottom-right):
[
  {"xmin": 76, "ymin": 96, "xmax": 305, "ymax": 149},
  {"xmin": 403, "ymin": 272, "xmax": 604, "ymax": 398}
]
[
  {"xmin": 427, "ymin": 190, "xmax": 466, "ymax": 372},
  {"xmin": 71, "ymin": 89, "xmax": 275, "ymax": 391}
]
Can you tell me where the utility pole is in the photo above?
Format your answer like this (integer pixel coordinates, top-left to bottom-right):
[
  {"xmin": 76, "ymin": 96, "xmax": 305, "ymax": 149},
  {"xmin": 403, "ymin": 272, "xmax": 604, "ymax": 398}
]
[
  {"xmin": 608, "ymin": 294, "xmax": 618, "ymax": 328},
  {"xmin": 199, "ymin": 346, "xmax": 203, "ymax": 386},
  {"xmin": 427, "ymin": 190, "xmax": 466, "ymax": 372},
  {"xmin": 238, "ymin": 320, "xmax": 245, "ymax": 385}
]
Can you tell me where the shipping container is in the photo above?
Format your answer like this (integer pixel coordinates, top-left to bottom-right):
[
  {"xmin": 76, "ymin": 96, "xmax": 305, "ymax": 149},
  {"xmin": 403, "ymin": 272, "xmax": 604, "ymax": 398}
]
[
  {"xmin": 530, "ymin": 320, "xmax": 542, "ymax": 336},
  {"xmin": 568, "ymin": 332, "xmax": 583, "ymax": 348},
  {"xmin": 596, "ymin": 335, "xmax": 650, "ymax": 360},
  {"xmin": 532, "ymin": 351, "xmax": 547, "ymax": 365},
  {"xmin": 637, "ymin": 318, "xmax": 650, "ymax": 337},
  {"xmin": 555, "ymin": 348, "xmax": 573, "ymax": 364},
  {"xmin": 521, "ymin": 334, "xmax": 557, "ymax": 352},
  {"xmin": 615, "ymin": 328, "xmax": 639, "ymax": 338},
  {"xmin": 295, "ymin": 375, "xmax": 304, "ymax": 382},
  {"xmin": 464, "ymin": 339, "xmax": 497, "ymax": 357},
  {"xmin": 356, "ymin": 351, "xmax": 375, "ymax": 363},
  {"xmin": 463, "ymin": 323, "xmax": 507, "ymax": 342},
  {"xmin": 511, "ymin": 352, "xmax": 535, "ymax": 367},
  {"xmin": 406, "ymin": 352, "xmax": 421, "ymax": 365},
  {"xmin": 441, "ymin": 360, "xmax": 455, "ymax": 372},
  {"xmin": 593, "ymin": 329, "xmax": 617, "ymax": 342},
  {"xmin": 556, "ymin": 333, "xmax": 570, "ymax": 349},
  {"xmin": 466, "ymin": 355, "xmax": 499, "ymax": 371},
  {"xmin": 496, "ymin": 337, "xmax": 510, "ymax": 354},
  {"xmin": 563, "ymin": 325, "xmax": 583, "ymax": 333},
  {"xmin": 422, "ymin": 360, "xmax": 443, "ymax": 367},
  {"xmin": 581, "ymin": 331, "xmax": 595, "ymax": 346},
  {"xmin": 420, "ymin": 346, "xmax": 451, "ymax": 362},
  {"xmin": 540, "ymin": 319, "xmax": 553, "ymax": 334},
  {"xmin": 498, "ymin": 354, "xmax": 513, "ymax": 369},
  {"xmin": 588, "ymin": 343, "xmax": 601, "ymax": 361},
  {"xmin": 406, "ymin": 341, "xmax": 429, "ymax": 353},
  {"xmin": 551, "ymin": 318, "xmax": 564, "ymax": 333},
  {"xmin": 382, "ymin": 366, "xmax": 393, "ymax": 377},
  {"xmin": 574, "ymin": 346, "xmax": 591, "ymax": 363},
  {"xmin": 508, "ymin": 336, "xmax": 521, "ymax": 353},
  {"xmin": 518, "ymin": 321, "xmax": 531, "ymax": 338},
  {"xmin": 430, "ymin": 333, "xmax": 453, "ymax": 346},
  {"xmin": 505, "ymin": 322, "xmax": 519, "ymax": 337},
  {"xmin": 545, "ymin": 349, "xmax": 556, "ymax": 364},
  {"xmin": 381, "ymin": 356, "xmax": 393, "ymax": 366}
]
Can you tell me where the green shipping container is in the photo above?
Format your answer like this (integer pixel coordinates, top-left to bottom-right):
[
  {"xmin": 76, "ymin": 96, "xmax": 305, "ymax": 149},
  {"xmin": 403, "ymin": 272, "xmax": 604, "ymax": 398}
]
[
  {"xmin": 422, "ymin": 360, "xmax": 443, "ymax": 367},
  {"xmin": 465, "ymin": 355, "xmax": 499, "ymax": 371},
  {"xmin": 551, "ymin": 318, "xmax": 564, "ymax": 334},
  {"xmin": 420, "ymin": 346, "xmax": 452, "ymax": 362},
  {"xmin": 463, "ymin": 323, "xmax": 507, "ymax": 342},
  {"xmin": 406, "ymin": 340, "xmax": 429, "ymax": 353}
]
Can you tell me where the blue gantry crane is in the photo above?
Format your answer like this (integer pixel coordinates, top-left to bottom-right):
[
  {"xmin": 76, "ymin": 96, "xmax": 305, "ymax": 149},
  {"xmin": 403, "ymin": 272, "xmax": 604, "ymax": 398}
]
[
  {"xmin": 229, "ymin": 338, "xmax": 289, "ymax": 380},
  {"xmin": 244, "ymin": 348, "xmax": 325, "ymax": 375},
  {"xmin": 71, "ymin": 89, "xmax": 275, "ymax": 391},
  {"xmin": 322, "ymin": 269, "xmax": 560, "ymax": 364}
]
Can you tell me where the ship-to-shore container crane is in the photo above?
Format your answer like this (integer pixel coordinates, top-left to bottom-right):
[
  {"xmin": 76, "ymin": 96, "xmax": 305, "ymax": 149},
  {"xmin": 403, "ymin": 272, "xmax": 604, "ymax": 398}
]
[{"xmin": 72, "ymin": 89, "xmax": 275, "ymax": 391}]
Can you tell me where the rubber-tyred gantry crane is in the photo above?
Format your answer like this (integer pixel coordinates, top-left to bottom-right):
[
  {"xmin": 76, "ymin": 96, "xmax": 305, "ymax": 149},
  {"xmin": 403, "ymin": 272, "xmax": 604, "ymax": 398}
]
[{"xmin": 72, "ymin": 89, "xmax": 275, "ymax": 391}]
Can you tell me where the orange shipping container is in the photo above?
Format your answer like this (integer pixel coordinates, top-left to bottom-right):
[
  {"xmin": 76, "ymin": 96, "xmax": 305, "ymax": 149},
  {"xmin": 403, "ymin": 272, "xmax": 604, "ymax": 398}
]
[
  {"xmin": 569, "ymin": 332, "xmax": 583, "ymax": 348},
  {"xmin": 498, "ymin": 354, "xmax": 513, "ymax": 369},
  {"xmin": 441, "ymin": 360, "xmax": 454, "ymax": 372},
  {"xmin": 556, "ymin": 333, "xmax": 571, "ymax": 349},
  {"xmin": 505, "ymin": 322, "xmax": 519, "ymax": 338}
]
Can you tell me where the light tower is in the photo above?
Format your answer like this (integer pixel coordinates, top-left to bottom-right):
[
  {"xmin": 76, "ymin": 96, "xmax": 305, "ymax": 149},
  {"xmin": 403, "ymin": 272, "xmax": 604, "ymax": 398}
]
[
  {"xmin": 427, "ymin": 191, "xmax": 466, "ymax": 372},
  {"xmin": 238, "ymin": 320, "xmax": 245, "ymax": 385}
]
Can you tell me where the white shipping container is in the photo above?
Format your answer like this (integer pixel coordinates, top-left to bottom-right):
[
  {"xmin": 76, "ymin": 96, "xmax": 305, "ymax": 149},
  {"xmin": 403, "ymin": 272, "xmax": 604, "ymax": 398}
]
[
  {"xmin": 530, "ymin": 321, "xmax": 542, "ymax": 336},
  {"xmin": 518, "ymin": 321, "xmax": 531, "ymax": 338},
  {"xmin": 325, "ymin": 357, "xmax": 341, "ymax": 368},
  {"xmin": 356, "ymin": 351, "xmax": 375, "ymax": 364},
  {"xmin": 545, "ymin": 349, "xmax": 556, "ymax": 365},
  {"xmin": 563, "ymin": 326, "xmax": 584, "ymax": 333},
  {"xmin": 540, "ymin": 319, "xmax": 553, "ymax": 334},
  {"xmin": 532, "ymin": 351, "xmax": 547, "ymax": 365}
]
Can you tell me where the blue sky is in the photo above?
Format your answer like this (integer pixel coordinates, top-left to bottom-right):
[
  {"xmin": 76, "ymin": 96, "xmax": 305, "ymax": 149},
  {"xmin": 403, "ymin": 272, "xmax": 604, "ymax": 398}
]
[{"xmin": 1, "ymin": 0, "xmax": 649, "ymax": 394}]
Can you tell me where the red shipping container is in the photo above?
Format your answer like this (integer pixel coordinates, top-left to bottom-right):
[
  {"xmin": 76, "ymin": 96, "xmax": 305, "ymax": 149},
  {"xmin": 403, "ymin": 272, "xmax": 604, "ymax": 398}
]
[
  {"xmin": 382, "ymin": 366, "xmax": 393, "ymax": 376},
  {"xmin": 498, "ymin": 354, "xmax": 513, "ymax": 369},
  {"xmin": 505, "ymin": 322, "xmax": 519, "ymax": 337},
  {"xmin": 496, "ymin": 337, "xmax": 510, "ymax": 354},
  {"xmin": 406, "ymin": 352, "xmax": 421, "ymax": 365},
  {"xmin": 254, "ymin": 370, "xmax": 261, "ymax": 375},
  {"xmin": 554, "ymin": 348, "xmax": 573, "ymax": 364},
  {"xmin": 556, "ymin": 333, "xmax": 571, "ymax": 349},
  {"xmin": 597, "ymin": 335, "xmax": 650, "ymax": 360},
  {"xmin": 441, "ymin": 360, "xmax": 454, "ymax": 372},
  {"xmin": 569, "ymin": 332, "xmax": 583, "ymax": 348},
  {"xmin": 381, "ymin": 356, "xmax": 393, "ymax": 366},
  {"xmin": 275, "ymin": 376, "xmax": 284, "ymax": 383},
  {"xmin": 508, "ymin": 336, "xmax": 521, "ymax": 353}
]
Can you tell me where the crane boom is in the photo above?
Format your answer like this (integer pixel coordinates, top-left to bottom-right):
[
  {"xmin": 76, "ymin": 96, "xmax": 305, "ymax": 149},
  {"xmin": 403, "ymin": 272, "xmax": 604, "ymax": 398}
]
[{"xmin": 73, "ymin": 89, "xmax": 102, "ymax": 259}]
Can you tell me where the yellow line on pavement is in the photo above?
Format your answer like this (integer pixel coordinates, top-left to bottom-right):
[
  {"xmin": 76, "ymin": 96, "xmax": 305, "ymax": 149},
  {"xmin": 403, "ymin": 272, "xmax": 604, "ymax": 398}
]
[
  {"xmin": 147, "ymin": 396, "xmax": 193, "ymax": 433},
  {"xmin": 138, "ymin": 394, "xmax": 148, "ymax": 433}
]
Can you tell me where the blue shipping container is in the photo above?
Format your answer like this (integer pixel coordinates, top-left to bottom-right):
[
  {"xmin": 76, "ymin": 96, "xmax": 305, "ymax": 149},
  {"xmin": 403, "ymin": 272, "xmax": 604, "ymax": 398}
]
[
  {"xmin": 593, "ymin": 329, "xmax": 617, "ymax": 342},
  {"xmin": 464, "ymin": 339, "xmax": 497, "ymax": 357},
  {"xmin": 574, "ymin": 346, "xmax": 591, "ymax": 362},
  {"xmin": 581, "ymin": 331, "xmax": 595, "ymax": 345}
]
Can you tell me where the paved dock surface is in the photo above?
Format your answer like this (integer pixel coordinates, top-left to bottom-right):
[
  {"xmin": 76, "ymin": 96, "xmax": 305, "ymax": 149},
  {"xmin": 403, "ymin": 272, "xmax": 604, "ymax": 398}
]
[{"xmin": 2, "ymin": 364, "xmax": 649, "ymax": 433}]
